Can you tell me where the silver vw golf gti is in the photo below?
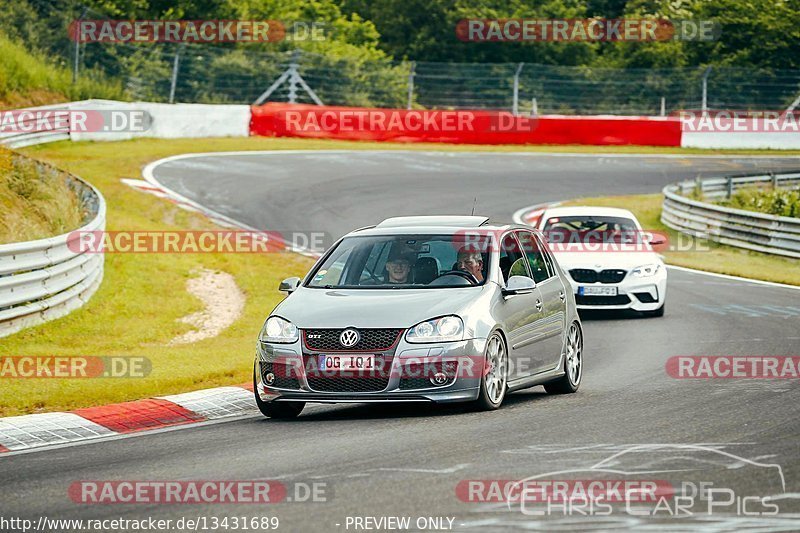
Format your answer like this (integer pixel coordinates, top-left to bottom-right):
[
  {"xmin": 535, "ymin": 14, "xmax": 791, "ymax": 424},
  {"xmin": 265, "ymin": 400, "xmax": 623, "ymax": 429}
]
[{"xmin": 254, "ymin": 216, "xmax": 583, "ymax": 418}]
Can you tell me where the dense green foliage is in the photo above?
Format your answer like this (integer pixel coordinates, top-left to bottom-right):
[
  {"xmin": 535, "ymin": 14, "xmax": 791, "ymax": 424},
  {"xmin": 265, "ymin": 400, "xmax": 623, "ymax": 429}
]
[
  {"xmin": 0, "ymin": 0, "xmax": 797, "ymax": 108},
  {"xmin": 721, "ymin": 186, "xmax": 800, "ymax": 218}
]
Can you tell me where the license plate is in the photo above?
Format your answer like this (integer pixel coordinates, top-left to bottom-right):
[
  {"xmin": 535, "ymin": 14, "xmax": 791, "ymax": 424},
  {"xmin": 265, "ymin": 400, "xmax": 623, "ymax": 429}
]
[
  {"xmin": 579, "ymin": 286, "xmax": 618, "ymax": 296},
  {"xmin": 319, "ymin": 354, "xmax": 375, "ymax": 371}
]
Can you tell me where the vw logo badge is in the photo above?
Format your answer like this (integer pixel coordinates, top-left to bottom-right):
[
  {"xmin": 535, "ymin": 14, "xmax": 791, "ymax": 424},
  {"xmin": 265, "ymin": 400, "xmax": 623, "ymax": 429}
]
[{"xmin": 339, "ymin": 328, "xmax": 360, "ymax": 348}]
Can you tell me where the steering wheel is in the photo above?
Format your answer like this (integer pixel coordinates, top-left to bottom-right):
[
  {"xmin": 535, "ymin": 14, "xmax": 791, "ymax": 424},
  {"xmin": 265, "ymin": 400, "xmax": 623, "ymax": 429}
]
[
  {"xmin": 360, "ymin": 265, "xmax": 383, "ymax": 284},
  {"xmin": 433, "ymin": 270, "xmax": 479, "ymax": 285}
]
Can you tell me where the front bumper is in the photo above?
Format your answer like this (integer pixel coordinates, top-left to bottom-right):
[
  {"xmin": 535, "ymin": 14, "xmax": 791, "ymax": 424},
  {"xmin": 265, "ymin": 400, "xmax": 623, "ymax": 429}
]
[
  {"xmin": 255, "ymin": 338, "xmax": 486, "ymax": 404},
  {"xmin": 567, "ymin": 271, "xmax": 667, "ymax": 311}
]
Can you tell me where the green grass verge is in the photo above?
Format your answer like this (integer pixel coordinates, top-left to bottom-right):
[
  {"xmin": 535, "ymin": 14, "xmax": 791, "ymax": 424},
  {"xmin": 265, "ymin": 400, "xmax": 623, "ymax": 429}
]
[
  {"xmin": 0, "ymin": 148, "xmax": 84, "ymax": 243},
  {"xmin": 560, "ymin": 194, "xmax": 800, "ymax": 286},
  {"xmin": 2, "ymin": 137, "xmax": 799, "ymax": 416},
  {"xmin": 0, "ymin": 34, "xmax": 124, "ymax": 109}
]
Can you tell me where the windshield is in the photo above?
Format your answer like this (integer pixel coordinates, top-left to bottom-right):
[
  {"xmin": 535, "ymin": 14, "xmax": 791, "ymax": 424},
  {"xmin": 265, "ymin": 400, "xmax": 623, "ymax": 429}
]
[
  {"xmin": 542, "ymin": 215, "xmax": 643, "ymax": 244},
  {"xmin": 306, "ymin": 234, "xmax": 491, "ymax": 289}
]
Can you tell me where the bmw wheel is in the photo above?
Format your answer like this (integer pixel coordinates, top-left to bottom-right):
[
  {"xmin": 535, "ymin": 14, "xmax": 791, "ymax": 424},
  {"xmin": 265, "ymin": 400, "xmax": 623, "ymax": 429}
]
[
  {"xmin": 545, "ymin": 322, "xmax": 582, "ymax": 394},
  {"xmin": 474, "ymin": 332, "xmax": 508, "ymax": 410}
]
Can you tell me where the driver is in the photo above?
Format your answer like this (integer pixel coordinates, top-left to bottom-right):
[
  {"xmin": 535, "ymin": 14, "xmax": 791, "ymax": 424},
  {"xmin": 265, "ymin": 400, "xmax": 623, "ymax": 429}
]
[
  {"xmin": 385, "ymin": 249, "xmax": 414, "ymax": 284},
  {"xmin": 455, "ymin": 246, "xmax": 484, "ymax": 283}
]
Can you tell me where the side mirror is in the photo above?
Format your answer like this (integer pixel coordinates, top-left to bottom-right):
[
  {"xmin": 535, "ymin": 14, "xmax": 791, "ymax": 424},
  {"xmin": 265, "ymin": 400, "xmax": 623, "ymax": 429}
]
[
  {"xmin": 502, "ymin": 275, "xmax": 536, "ymax": 296},
  {"xmin": 279, "ymin": 277, "xmax": 301, "ymax": 295}
]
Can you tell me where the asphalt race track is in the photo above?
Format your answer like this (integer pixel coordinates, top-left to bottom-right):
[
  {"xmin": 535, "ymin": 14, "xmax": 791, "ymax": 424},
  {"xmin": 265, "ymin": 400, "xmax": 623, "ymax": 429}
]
[{"xmin": 3, "ymin": 152, "xmax": 800, "ymax": 531}]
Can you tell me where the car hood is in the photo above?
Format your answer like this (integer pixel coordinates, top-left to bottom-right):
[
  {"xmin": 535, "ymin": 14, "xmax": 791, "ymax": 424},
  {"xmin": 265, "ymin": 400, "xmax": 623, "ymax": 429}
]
[
  {"xmin": 272, "ymin": 286, "xmax": 486, "ymax": 329},
  {"xmin": 552, "ymin": 246, "xmax": 662, "ymax": 271}
]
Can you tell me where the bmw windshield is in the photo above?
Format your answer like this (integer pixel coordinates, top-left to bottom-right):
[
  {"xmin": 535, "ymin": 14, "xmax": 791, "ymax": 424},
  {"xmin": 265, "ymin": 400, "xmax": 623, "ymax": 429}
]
[{"xmin": 306, "ymin": 234, "xmax": 491, "ymax": 288}]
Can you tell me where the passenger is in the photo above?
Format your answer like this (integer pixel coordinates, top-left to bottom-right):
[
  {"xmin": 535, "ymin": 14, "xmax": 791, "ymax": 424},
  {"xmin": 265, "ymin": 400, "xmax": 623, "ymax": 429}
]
[{"xmin": 455, "ymin": 247, "xmax": 484, "ymax": 283}]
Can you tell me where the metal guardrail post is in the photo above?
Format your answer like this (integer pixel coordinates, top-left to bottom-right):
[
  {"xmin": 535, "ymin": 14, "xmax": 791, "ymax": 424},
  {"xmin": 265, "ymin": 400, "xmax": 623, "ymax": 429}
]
[
  {"xmin": 701, "ymin": 66, "xmax": 712, "ymax": 112},
  {"xmin": 512, "ymin": 63, "xmax": 524, "ymax": 116},
  {"xmin": 407, "ymin": 61, "xmax": 416, "ymax": 110},
  {"xmin": 726, "ymin": 176, "xmax": 733, "ymax": 199},
  {"xmin": 169, "ymin": 43, "xmax": 183, "ymax": 104}
]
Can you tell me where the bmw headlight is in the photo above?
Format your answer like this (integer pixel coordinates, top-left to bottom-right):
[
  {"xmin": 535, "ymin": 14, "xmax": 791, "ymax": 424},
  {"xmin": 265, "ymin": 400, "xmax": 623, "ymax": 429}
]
[
  {"xmin": 406, "ymin": 316, "xmax": 464, "ymax": 343},
  {"xmin": 259, "ymin": 316, "xmax": 299, "ymax": 344},
  {"xmin": 631, "ymin": 264, "xmax": 661, "ymax": 278}
]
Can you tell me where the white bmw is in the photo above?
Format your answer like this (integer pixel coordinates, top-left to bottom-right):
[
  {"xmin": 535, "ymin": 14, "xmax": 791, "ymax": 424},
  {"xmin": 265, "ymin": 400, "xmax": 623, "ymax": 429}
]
[{"xmin": 534, "ymin": 206, "xmax": 667, "ymax": 317}]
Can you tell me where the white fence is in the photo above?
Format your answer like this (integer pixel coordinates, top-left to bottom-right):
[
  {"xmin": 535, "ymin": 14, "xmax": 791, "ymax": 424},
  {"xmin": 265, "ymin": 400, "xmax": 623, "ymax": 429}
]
[
  {"xmin": 0, "ymin": 155, "xmax": 106, "ymax": 338},
  {"xmin": 662, "ymin": 173, "xmax": 800, "ymax": 258}
]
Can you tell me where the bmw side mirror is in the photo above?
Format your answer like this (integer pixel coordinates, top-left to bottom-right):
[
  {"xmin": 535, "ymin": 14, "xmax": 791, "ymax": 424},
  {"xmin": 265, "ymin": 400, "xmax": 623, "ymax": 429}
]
[
  {"xmin": 502, "ymin": 275, "xmax": 536, "ymax": 296},
  {"xmin": 279, "ymin": 277, "xmax": 301, "ymax": 295}
]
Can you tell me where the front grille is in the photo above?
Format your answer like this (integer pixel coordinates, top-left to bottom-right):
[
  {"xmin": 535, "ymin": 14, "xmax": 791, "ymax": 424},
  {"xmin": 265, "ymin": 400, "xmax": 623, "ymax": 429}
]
[
  {"xmin": 304, "ymin": 354, "xmax": 392, "ymax": 393},
  {"xmin": 575, "ymin": 294, "xmax": 631, "ymax": 306},
  {"xmin": 303, "ymin": 328, "xmax": 402, "ymax": 352},
  {"xmin": 260, "ymin": 361, "xmax": 301, "ymax": 390},
  {"xmin": 570, "ymin": 269, "xmax": 627, "ymax": 284},
  {"xmin": 598, "ymin": 269, "xmax": 627, "ymax": 283}
]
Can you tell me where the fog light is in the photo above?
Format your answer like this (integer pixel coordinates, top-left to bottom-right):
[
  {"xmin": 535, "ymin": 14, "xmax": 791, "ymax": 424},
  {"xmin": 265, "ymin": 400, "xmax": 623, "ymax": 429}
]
[
  {"xmin": 431, "ymin": 372, "xmax": 449, "ymax": 386},
  {"xmin": 264, "ymin": 372, "xmax": 275, "ymax": 385}
]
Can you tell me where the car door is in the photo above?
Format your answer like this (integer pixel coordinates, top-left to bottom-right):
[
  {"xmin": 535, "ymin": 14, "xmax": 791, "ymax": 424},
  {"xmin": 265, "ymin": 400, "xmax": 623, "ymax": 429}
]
[
  {"xmin": 496, "ymin": 231, "xmax": 544, "ymax": 380},
  {"xmin": 518, "ymin": 230, "xmax": 567, "ymax": 374}
]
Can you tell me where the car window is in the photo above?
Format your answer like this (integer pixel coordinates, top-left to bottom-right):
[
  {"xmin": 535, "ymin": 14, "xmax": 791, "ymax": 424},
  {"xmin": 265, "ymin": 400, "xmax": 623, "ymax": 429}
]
[
  {"xmin": 307, "ymin": 234, "xmax": 490, "ymax": 288},
  {"xmin": 499, "ymin": 233, "xmax": 529, "ymax": 283},
  {"xmin": 535, "ymin": 233, "xmax": 557, "ymax": 278},
  {"xmin": 518, "ymin": 231, "xmax": 550, "ymax": 283},
  {"xmin": 542, "ymin": 215, "xmax": 642, "ymax": 244},
  {"xmin": 312, "ymin": 247, "xmax": 352, "ymax": 286}
]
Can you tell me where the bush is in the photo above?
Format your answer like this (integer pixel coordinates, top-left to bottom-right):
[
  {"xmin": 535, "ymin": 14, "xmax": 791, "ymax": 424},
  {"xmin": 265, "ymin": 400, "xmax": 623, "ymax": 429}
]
[{"xmin": 721, "ymin": 186, "xmax": 800, "ymax": 218}]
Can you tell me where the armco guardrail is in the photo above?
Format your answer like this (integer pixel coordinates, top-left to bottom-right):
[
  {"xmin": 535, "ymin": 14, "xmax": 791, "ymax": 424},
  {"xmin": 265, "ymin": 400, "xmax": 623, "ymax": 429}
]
[
  {"xmin": 662, "ymin": 172, "xmax": 800, "ymax": 258},
  {"xmin": 0, "ymin": 102, "xmax": 73, "ymax": 148},
  {"xmin": 0, "ymin": 154, "xmax": 105, "ymax": 338}
]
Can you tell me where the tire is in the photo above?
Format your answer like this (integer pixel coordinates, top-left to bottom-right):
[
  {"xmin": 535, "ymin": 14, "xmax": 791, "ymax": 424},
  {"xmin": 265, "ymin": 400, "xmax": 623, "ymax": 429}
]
[
  {"xmin": 473, "ymin": 332, "xmax": 508, "ymax": 411},
  {"xmin": 253, "ymin": 365, "xmax": 305, "ymax": 419},
  {"xmin": 544, "ymin": 322, "xmax": 582, "ymax": 395},
  {"xmin": 642, "ymin": 303, "xmax": 665, "ymax": 318}
]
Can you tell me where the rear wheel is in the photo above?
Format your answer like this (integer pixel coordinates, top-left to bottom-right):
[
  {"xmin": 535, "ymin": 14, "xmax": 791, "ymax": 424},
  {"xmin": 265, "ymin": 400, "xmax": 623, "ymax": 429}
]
[
  {"xmin": 545, "ymin": 322, "xmax": 582, "ymax": 394},
  {"xmin": 473, "ymin": 332, "xmax": 508, "ymax": 411},
  {"xmin": 253, "ymin": 364, "xmax": 305, "ymax": 419}
]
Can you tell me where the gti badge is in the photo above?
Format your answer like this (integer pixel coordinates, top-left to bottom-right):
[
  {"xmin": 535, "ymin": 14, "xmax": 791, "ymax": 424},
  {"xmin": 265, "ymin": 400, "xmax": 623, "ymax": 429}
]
[{"xmin": 339, "ymin": 328, "xmax": 360, "ymax": 348}]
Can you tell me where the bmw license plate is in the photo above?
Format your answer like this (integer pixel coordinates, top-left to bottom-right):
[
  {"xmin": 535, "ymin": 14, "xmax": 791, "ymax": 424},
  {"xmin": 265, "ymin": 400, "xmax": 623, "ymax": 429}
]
[
  {"xmin": 319, "ymin": 354, "xmax": 375, "ymax": 371},
  {"xmin": 579, "ymin": 286, "xmax": 618, "ymax": 296}
]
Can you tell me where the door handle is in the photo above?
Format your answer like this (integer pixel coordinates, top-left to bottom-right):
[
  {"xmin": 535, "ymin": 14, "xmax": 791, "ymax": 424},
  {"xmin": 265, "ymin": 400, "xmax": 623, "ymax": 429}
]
[
  {"xmin": 535, "ymin": 300, "xmax": 543, "ymax": 311},
  {"xmin": 559, "ymin": 291, "xmax": 566, "ymax": 302}
]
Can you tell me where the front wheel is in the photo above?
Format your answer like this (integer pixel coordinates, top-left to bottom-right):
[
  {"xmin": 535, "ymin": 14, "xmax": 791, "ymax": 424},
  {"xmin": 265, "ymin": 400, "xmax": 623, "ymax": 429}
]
[
  {"xmin": 544, "ymin": 322, "xmax": 582, "ymax": 394},
  {"xmin": 254, "ymin": 365, "xmax": 305, "ymax": 419},
  {"xmin": 473, "ymin": 332, "xmax": 508, "ymax": 411}
]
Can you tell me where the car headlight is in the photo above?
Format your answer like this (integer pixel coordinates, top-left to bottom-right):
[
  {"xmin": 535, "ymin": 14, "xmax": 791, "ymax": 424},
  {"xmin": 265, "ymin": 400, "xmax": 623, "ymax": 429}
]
[
  {"xmin": 406, "ymin": 316, "xmax": 464, "ymax": 343},
  {"xmin": 259, "ymin": 316, "xmax": 299, "ymax": 344},
  {"xmin": 631, "ymin": 264, "xmax": 661, "ymax": 278}
]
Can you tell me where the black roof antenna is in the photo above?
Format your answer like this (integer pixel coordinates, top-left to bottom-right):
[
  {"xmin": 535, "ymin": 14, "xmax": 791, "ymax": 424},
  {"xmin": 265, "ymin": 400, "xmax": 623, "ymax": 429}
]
[{"xmin": 470, "ymin": 197, "xmax": 477, "ymax": 216}]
